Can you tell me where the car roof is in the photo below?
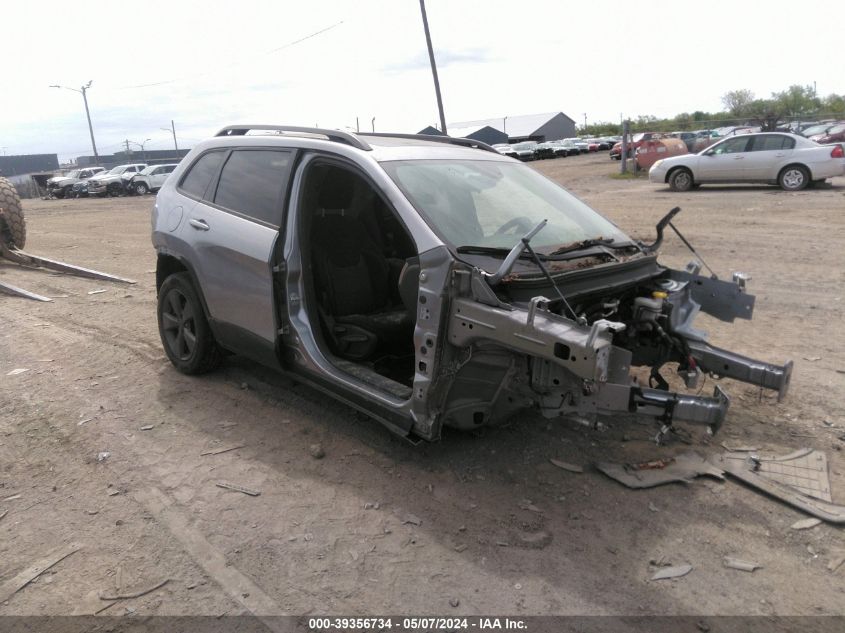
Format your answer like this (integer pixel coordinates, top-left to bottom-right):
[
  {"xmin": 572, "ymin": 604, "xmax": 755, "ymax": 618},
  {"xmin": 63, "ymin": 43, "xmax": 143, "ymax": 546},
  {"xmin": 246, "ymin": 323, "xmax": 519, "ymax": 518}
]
[{"xmin": 195, "ymin": 126, "xmax": 513, "ymax": 163}]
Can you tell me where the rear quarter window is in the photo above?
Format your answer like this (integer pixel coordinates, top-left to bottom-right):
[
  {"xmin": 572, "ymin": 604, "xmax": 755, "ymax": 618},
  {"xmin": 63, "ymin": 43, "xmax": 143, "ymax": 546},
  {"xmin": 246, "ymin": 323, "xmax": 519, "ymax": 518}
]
[
  {"xmin": 213, "ymin": 150, "xmax": 292, "ymax": 226},
  {"xmin": 180, "ymin": 151, "xmax": 226, "ymax": 199}
]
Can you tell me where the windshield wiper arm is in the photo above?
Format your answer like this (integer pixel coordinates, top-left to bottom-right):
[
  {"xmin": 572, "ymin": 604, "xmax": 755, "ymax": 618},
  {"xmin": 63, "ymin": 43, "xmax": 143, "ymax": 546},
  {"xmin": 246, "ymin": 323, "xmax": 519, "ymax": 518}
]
[
  {"xmin": 546, "ymin": 237, "xmax": 616, "ymax": 257},
  {"xmin": 486, "ymin": 219, "xmax": 549, "ymax": 284},
  {"xmin": 456, "ymin": 245, "xmax": 547, "ymax": 261}
]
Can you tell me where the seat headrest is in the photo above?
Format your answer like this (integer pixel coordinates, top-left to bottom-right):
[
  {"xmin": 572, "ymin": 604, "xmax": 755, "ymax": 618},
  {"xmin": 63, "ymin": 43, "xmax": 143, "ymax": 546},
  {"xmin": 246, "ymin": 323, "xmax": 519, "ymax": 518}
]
[{"xmin": 317, "ymin": 169, "xmax": 356, "ymax": 210}]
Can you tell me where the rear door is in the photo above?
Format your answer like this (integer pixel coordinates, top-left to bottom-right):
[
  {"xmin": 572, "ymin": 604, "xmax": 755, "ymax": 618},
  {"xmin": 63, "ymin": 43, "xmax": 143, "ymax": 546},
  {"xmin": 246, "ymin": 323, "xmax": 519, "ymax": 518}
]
[
  {"xmin": 180, "ymin": 148, "xmax": 294, "ymax": 367},
  {"xmin": 151, "ymin": 165, "xmax": 176, "ymax": 189},
  {"xmin": 697, "ymin": 136, "xmax": 752, "ymax": 181},
  {"xmin": 745, "ymin": 134, "xmax": 795, "ymax": 180}
]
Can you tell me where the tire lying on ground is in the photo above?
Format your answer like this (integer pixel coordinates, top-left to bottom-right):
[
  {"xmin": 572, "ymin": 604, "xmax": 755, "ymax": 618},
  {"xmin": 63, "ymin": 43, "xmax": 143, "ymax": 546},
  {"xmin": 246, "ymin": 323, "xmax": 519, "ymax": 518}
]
[{"xmin": 0, "ymin": 176, "xmax": 26, "ymax": 249}]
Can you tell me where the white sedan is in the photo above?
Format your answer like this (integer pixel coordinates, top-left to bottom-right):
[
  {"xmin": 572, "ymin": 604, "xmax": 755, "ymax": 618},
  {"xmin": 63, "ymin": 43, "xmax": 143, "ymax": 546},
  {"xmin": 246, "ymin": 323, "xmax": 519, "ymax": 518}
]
[{"xmin": 649, "ymin": 132, "xmax": 845, "ymax": 191}]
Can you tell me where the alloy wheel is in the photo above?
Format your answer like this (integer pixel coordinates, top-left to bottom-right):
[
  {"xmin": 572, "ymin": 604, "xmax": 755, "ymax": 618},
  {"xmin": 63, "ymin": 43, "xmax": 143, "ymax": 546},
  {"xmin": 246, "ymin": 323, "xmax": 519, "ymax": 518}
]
[{"xmin": 161, "ymin": 288, "xmax": 197, "ymax": 361}]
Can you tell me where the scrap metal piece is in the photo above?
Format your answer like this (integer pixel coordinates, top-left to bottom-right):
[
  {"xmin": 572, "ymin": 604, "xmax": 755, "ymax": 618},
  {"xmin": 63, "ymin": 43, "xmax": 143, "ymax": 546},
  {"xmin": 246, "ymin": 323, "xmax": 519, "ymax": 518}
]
[
  {"xmin": 723, "ymin": 557, "xmax": 761, "ymax": 572},
  {"xmin": 0, "ymin": 278, "xmax": 52, "ymax": 301},
  {"xmin": 215, "ymin": 481, "xmax": 261, "ymax": 496},
  {"xmin": 2, "ymin": 247, "xmax": 136, "ymax": 285},
  {"xmin": 711, "ymin": 451, "xmax": 845, "ymax": 524},
  {"xmin": 650, "ymin": 564, "xmax": 693, "ymax": 581},
  {"xmin": 596, "ymin": 451, "xmax": 725, "ymax": 489}
]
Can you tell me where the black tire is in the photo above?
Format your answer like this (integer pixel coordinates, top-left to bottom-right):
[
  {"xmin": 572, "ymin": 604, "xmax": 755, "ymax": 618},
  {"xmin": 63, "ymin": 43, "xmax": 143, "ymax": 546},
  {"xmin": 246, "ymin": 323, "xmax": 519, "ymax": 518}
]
[
  {"xmin": 0, "ymin": 176, "xmax": 26, "ymax": 249},
  {"xmin": 668, "ymin": 168, "xmax": 694, "ymax": 192},
  {"xmin": 107, "ymin": 183, "xmax": 123, "ymax": 197},
  {"xmin": 134, "ymin": 182, "xmax": 149, "ymax": 195},
  {"xmin": 53, "ymin": 188, "xmax": 66, "ymax": 199},
  {"xmin": 778, "ymin": 165, "xmax": 809, "ymax": 191},
  {"xmin": 157, "ymin": 272, "xmax": 222, "ymax": 374}
]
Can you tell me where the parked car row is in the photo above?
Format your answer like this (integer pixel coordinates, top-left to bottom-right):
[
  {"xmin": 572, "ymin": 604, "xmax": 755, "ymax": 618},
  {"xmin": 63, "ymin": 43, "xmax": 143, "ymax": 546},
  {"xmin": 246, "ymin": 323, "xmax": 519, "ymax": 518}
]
[
  {"xmin": 46, "ymin": 163, "xmax": 179, "ymax": 198},
  {"xmin": 492, "ymin": 136, "xmax": 619, "ymax": 161}
]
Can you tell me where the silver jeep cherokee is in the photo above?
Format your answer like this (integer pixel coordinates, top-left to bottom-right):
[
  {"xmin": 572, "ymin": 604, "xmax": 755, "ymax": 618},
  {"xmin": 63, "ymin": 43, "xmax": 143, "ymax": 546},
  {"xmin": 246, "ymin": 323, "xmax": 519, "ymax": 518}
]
[{"xmin": 152, "ymin": 125, "xmax": 792, "ymax": 441}]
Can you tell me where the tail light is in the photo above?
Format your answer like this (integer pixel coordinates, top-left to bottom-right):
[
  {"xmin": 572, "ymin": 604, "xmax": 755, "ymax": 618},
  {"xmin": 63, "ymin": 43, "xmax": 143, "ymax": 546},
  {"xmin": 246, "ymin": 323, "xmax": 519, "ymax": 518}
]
[{"xmin": 831, "ymin": 145, "xmax": 844, "ymax": 158}]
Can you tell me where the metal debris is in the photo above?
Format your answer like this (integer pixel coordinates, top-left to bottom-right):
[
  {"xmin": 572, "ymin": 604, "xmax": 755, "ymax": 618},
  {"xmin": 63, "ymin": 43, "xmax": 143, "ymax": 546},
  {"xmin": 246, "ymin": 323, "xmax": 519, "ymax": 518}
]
[
  {"xmin": 140, "ymin": 425, "xmax": 154, "ymax": 431},
  {"xmin": 99, "ymin": 578, "xmax": 170, "ymax": 601},
  {"xmin": 650, "ymin": 564, "xmax": 693, "ymax": 580},
  {"xmin": 720, "ymin": 442, "xmax": 759, "ymax": 452},
  {"xmin": 596, "ymin": 452, "xmax": 724, "ymax": 489},
  {"xmin": 87, "ymin": 289, "xmax": 108, "ymax": 295},
  {"xmin": 723, "ymin": 557, "xmax": 761, "ymax": 572},
  {"xmin": 6, "ymin": 368, "xmax": 30, "ymax": 376},
  {"xmin": 549, "ymin": 459, "xmax": 583, "ymax": 473},
  {"xmin": 791, "ymin": 518, "xmax": 822, "ymax": 530},
  {"xmin": 96, "ymin": 452, "xmax": 110, "ymax": 462},
  {"xmin": 0, "ymin": 543, "xmax": 81, "ymax": 603},
  {"xmin": 200, "ymin": 444, "xmax": 245, "ymax": 456},
  {"xmin": 216, "ymin": 482, "xmax": 261, "ymax": 497}
]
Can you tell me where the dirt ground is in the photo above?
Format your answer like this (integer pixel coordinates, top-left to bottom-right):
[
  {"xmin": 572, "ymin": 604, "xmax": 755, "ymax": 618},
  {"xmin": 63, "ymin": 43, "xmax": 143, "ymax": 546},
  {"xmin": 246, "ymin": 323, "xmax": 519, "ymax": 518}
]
[{"xmin": 1, "ymin": 153, "xmax": 844, "ymax": 619}]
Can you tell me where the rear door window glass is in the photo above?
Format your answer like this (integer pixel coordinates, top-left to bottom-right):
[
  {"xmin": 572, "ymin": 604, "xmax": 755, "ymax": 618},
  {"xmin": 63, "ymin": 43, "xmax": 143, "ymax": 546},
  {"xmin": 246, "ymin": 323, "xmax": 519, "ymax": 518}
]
[
  {"xmin": 213, "ymin": 150, "xmax": 292, "ymax": 226},
  {"xmin": 752, "ymin": 135, "xmax": 795, "ymax": 151},
  {"xmin": 180, "ymin": 151, "xmax": 225, "ymax": 200}
]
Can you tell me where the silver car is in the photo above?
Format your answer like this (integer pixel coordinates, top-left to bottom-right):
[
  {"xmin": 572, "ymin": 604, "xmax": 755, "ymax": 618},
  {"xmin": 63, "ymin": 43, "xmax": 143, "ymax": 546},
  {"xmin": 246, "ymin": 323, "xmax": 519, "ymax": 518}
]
[
  {"xmin": 649, "ymin": 132, "xmax": 845, "ymax": 191},
  {"xmin": 152, "ymin": 125, "xmax": 792, "ymax": 441}
]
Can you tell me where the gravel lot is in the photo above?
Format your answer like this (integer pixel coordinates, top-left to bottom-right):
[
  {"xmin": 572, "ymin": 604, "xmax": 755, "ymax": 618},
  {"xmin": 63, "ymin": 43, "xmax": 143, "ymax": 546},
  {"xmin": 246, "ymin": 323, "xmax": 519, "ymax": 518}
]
[{"xmin": 1, "ymin": 152, "xmax": 844, "ymax": 618}]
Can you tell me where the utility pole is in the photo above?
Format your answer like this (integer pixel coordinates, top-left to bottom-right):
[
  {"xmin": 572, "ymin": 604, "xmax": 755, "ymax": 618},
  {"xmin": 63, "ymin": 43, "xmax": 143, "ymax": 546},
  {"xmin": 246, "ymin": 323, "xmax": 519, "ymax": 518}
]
[
  {"xmin": 160, "ymin": 123, "xmax": 178, "ymax": 150},
  {"xmin": 620, "ymin": 120, "xmax": 629, "ymax": 174},
  {"xmin": 583, "ymin": 113, "xmax": 587, "ymax": 133},
  {"xmin": 50, "ymin": 81, "xmax": 99, "ymax": 163},
  {"xmin": 419, "ymin": 0, "xmax": 447, "ymax": 135}
]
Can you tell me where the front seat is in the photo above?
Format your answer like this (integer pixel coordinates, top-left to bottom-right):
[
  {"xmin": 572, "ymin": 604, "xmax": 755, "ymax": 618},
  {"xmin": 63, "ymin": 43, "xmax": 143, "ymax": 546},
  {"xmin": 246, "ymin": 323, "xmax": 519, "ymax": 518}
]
[{"xmin": 311, "ymin": 171, "xmax": 412, "ymax": 361}]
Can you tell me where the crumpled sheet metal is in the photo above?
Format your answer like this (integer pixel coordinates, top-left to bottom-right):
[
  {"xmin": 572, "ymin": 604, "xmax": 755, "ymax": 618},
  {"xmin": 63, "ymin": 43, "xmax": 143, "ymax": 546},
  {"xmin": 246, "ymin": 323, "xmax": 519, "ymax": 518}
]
[
  {"xmin": 710, "ymin": 449, "xmax": 845, "ymax": 525},
  {"xmin": 595, "ymin": 452, "xmax": 725, "ymax": 489}
]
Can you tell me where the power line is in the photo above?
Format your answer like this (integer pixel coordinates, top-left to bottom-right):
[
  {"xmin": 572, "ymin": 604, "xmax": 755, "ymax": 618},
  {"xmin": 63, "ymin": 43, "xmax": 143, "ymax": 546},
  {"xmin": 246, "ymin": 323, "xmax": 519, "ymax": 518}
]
[{"xmin": 120, "ymin": 20, "xmax": 345, "ymax": 90}]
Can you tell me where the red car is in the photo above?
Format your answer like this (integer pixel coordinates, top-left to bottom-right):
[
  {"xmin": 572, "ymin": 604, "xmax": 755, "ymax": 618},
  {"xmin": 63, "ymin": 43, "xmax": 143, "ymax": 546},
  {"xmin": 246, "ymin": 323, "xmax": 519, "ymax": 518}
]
[
  {"xmin": 817, "ymin": 122, "xmax": 845, "ymax": 145},
  {"xmin": 609, "ymin": 132, "xmax": 662, "ymax": 160}
]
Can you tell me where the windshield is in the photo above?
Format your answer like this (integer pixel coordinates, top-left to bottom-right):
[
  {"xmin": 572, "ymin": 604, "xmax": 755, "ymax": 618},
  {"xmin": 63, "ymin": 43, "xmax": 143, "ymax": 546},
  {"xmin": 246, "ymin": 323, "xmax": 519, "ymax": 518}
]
[
  {"xmin": 513, "ymin": 142, "xmax": 535, "ymax": 150},
  {"xmin": 382, "ymin": 159, "xmax": 629, "ymax": 251},
  {"xmin": 107, "ymin": 166, "xmax": 126, "ymax": 175},
  {"xmin": 65, "ymin": 170, "xmax": 80, "ymax": 178},
  {"xmin": 802, "ymin": 125, "xmax": 830, "ymax": 136}
]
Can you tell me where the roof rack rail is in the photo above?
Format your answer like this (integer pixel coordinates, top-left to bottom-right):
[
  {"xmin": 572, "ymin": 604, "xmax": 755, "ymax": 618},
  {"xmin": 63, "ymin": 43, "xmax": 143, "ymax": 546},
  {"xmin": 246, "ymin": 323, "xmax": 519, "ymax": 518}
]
[
  {"xmin": 359, "ymin": 133, "xmax": 499, "ymax": 154},
  {"xmin": 215, "ymin": 125, "xmax": 372, "ymax": 151}
]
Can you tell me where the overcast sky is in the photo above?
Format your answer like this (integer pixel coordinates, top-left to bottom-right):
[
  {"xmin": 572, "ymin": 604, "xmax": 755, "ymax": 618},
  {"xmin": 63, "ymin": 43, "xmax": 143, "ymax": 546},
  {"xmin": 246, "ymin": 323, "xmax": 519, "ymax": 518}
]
[{"xmin": 1, "ymin": 0, "xmax": 841, "ymax": 162}]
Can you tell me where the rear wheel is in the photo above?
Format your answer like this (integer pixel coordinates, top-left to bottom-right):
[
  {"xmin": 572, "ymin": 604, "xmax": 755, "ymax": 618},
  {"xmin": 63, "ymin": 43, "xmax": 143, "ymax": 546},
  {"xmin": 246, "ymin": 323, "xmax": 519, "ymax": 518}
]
[
  {"xmin": 0, "ymin": 176, "xmax": 26, "ymax": 249},
  {"xmin": 668, "ymin": 168, "xmax": 694, "ymax": 192},
  {"xmin": 157, "ymin": 273, "xmax": 222, "ymax": 374},
  {"xmin": 778, "ymin": 165, "xmax": 809, "ymax": 191}
]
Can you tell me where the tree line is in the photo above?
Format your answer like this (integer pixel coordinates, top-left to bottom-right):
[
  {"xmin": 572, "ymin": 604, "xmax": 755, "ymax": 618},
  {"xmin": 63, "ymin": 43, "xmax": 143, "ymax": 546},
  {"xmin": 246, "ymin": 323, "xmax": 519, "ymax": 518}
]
[{"xmin": 582, "ymin": 84, "xmax": 845, "ymax": 135}]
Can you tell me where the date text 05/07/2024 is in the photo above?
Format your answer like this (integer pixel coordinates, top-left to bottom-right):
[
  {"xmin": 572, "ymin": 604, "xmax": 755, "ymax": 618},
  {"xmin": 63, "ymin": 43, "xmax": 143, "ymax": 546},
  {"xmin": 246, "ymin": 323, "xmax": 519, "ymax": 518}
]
[{"xmin": 308, "ymin": 617, "xmax": 528, "ymax": 630}]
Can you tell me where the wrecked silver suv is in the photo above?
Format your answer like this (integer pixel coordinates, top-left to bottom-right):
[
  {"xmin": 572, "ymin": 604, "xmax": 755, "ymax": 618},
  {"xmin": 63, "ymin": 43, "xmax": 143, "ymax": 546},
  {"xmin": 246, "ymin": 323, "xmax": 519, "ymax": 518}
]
[{"xmin": 151, "ymin": 125, "xmax": 792, "ymax": 441}]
